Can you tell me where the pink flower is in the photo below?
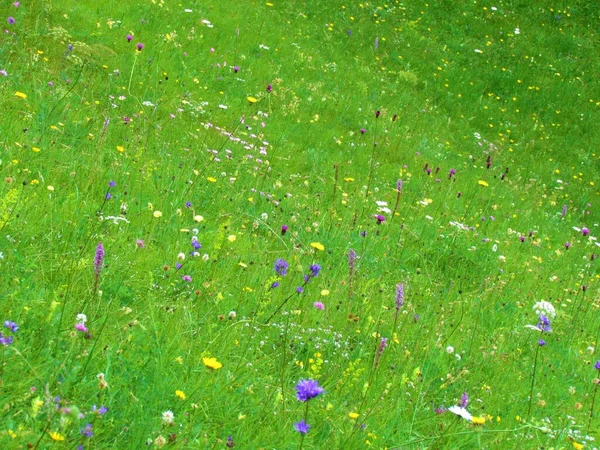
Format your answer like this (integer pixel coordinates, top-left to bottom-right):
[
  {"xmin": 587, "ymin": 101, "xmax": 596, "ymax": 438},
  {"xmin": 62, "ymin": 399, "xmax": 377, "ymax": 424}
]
[
  {"xmin": 182, "ymin": 275, "xmax": 192, "ymax": 282},
  {"xmin": 313, "ymin": 302, "xmax": 325, "ymax": 310},
  {"xmin": 75, "ymin": 323, "xmax": 88, "ymax": 333}
]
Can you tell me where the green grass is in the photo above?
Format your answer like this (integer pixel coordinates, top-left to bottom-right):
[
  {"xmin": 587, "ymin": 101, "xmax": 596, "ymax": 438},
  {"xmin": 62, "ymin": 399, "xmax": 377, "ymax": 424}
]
[{"xmin": 1, "ymin": 0, "xmax": 600, "ymax": 448}]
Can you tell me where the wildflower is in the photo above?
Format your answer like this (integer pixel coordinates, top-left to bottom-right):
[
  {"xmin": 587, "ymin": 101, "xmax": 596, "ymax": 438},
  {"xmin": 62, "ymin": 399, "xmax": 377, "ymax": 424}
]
[
  {"xmin": 449, "ymin": 168, "xmax": 456, "ymax": 179},
  {"xmin": 395, "ymin": 283, "xmax": 404, "ymax": 310},
  {"xmin": 266, "ymin": 84, "xmax": 272, "ymax": 93},
  {"xmin": 281, "ymin": 224, "xmax": 288, "ymax": 235},
  {"xmin": 202, "ymin": 357, "xmax": 223, "ymax": 370},
  {"xmin": 136, "ymin": 43, "xmax": 144, "ymax": 51},
  {"xmin": 226, "ymin": 435, "xmax": 235, "ymax": 447},
  {"xmin": 136, "ymin": 239, "xmax": 145, "ymax": 248},
  {"xmin": 97, "ymin": 373, "xmax": 108, "ymax": 389},
  {"xmin": 313, "ymin": 302, "xmax": 325, "ymax": 310},
  {"xmin": 126, "ymin": 34, "xmax": 133, "ymax": 42},
  {"xmin": 296, "ymin": 379, "xmax": 324, "ymax": 402},
  {"xmin": 471, "ymin": 416, "xmax": 486, "ymax": 425},
  {"xmin": 375, "ymin": 110, "xmax": 381, "ymax": 118},
  {"xmin": 271, "ymin": 281, "xmax": 280, "ymax": 289},
  {"xmin": 153, "ymin": 211, "xmax": 163, "ymax": 218},
  {"xmin": 75, "ymin": 323, "xmax": 88, "ymax": 332},
  {"xmin": 360, "ymin": 128, "xmax": 366, "ymax": 134},
  {"xmin": 296, "ymin": 286, "xmax": 304, "ymax": 294},
  {"xmin": 533, "ymin": 301, "xmax": 556, "ymax": 319},
  {"xmin": 375, "ymin": 214, "xmax": 386, "ymax": 224},
  {"xmin": 582, "ymin": 227, "xmax": 590, "ymax": 236},
  {"xmin": 7, "ymin": 17, "xmax": 15, "ymax": 24},
  {"xmin": 538, "ymin": 339, "xmax": 546, "ymax": 346},
  {"xmin": 310, "ymin": 242, "xmax": 325, "ymax": 251},
  {"xmin": 228, "ymin": 311, "xmax": 236, "ymax": 319},
  {"xmin": 155, "ymin": 435, "xmax": 167, "ymax": 448},
  {"xmin": 274, "ymin": 259, "xmax": 289, "ymax": 276},
  {"xmin": 294, "ymin": 420, "xmax": 310, "ymax": 434},
  {"xmin": 309, "ymin": 264, "xmax": 321, "ymax": 277},
  {"xmin": 48, "ymin": 431, "xmax": 65, "ymax": 441},
  {"xmin": 4, "ymin": 321, "xmax": 18, "ymax": 333},
  {"xmin": 565, "ymin": 242, "xmax": 572, "ymax": 249},
  {"xmin": 80, "ymin": 423, "xmax": 93, "ymax": 438},
  {"xmin": 562, "ymin": 205, "xmax": 567, "ymax": 218},
  {"xmin": 94, "ymin": 243, "xmax": 105, "ymax": 275},
  {"xmin": 233, "ymin": 65, "xmax": 240, "ymax": 73},
  {"xmin": 594, "ymin": 361, "xmax": 600, "ymax": 370},
  {"xmin": 348, "ymin": 412, "xmax": 360, "ymax": 419},
  {"xmin": 162, "ymin": 410, "xmax": 175, "ymax": 425},
  {"xmin": 181, "ymin": 275, "xmax": 192, "ymax": 282},
  {"xmin": 460, "ymin": 392, "xmax": 469, "ymax": 408}
]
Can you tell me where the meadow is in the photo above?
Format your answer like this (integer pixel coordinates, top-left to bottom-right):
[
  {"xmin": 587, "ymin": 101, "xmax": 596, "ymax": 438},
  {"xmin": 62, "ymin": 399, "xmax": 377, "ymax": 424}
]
[{"xmin": 1, "ymin": 0, "xmax": 599, "ymax": 448}]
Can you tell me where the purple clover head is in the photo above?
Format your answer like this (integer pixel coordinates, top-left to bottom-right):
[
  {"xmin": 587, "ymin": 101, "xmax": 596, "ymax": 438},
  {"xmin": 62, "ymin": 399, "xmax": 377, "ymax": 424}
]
[
  {"xmin": 582, "ymin": 227, "xmax": 590, "ymax": 236},
  {"xmin": 294, "ymin": 419, "xmax": 310, "ymax": 435},
  {"xmin": 295, "ymin": 379, "xmax": 324, "ymax": 402},
  {"xmin": 136, "ymin": 42, "xmax": 144, "ymax": 51},
  {"xmin": 274, "ymin": 258, "xmax": 288, "ymax": 277},
  {"xmin": 126, "ymin": 34, "xmax": 133, "ymax": 42},
  {"xmin": 266, "ymin": 84, "xmax": 272, "ymax": 93}
]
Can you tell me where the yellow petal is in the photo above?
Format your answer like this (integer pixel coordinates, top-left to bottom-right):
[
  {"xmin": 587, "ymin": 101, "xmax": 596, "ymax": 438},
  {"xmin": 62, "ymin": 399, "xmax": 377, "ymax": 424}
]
[
  {"xmin": 116, "ymin": 145, "xmax": 125, "ymax": 153},
  {"xmin": 247, "ymin": 96, "xmax": 258, "ymax": 103},
  {"xmin": 202, "ymin": 357, "xmax": 223, "ymax": 370},
  {"xmin": 348, "ymin": 412, "xmax": 360, "ymax": 419},
  {"xmin": 207, "ymin": 177, "xmax": 217, "ymax": 183},
  {"xmin": 478, "ymin": 180, "xmax": 489, "ymax": 187},
  {"xmin": 14, "ymin": 91, "xmax": 27, "ymax": 99},
  {"xmin": 310, "ymin": 242, "xmax": 325, "ymax": 251}
]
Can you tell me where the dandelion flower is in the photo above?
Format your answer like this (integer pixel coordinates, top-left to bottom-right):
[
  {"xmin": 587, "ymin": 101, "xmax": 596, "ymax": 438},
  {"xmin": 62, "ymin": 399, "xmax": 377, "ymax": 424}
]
[
  {"xmin": 175, "ymin": 390, "xmax": 186, "ymax": 400},
  {"xmin": 203, "ymin": 357, "xmax": 223, "ymax": 370}
]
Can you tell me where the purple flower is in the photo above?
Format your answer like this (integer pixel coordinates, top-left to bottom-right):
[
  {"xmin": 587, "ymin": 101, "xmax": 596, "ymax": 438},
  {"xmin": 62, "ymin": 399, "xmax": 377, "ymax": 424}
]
[
  {"xmin": 449, "ymin": 169, "xmax": 456, "ymax": 179},
  {"xmin": 375, "ymin": 110, "xmax": 381, "ymax": 118},
  {"xmin": 395, "ymin": 283, "xmax": 404, "ymax": 310},
  {"xmin": 109, "ymin": 180, "xmax": 116, "ymax": 187},
  {"xmin": 565, "ymin": 242, "xmax": 572, "ymax": 249},
  {"xmin": 185, "ymin": 201, "xmax": 191, "ymax": 209},
  {"xmin": 376, "ymin": 214, "xmax": 386, "ymax": 224},
  {"xmin": 94, "ymin": 243, "xmax": 105, "ymax": 275},
  {"xmin": 136, "ymin": 43, "xmax": 144, "ymax": 51},
  {"xmin": 75, "ymin": 323, "xmax": 88, "ymax": 333},
  {"xmin": 294, "ymin": 419, "xmax": 310, "ymax": 435},
  {"xmin": 313, "ymin": 302, "xmax": 325, "ymax": 310},
  {"xmin": 126, "ymin": 34, "xmax": 133, "ymax": 42},
  {"xmin": 348, "ymin": 249, "xmax": 357, "ymax": 270},
  {"xmin": 0, "ymin": 334, "xmax": 13, "ymax": 346},
  {"xmin": 182, "ymin": 275, "xmax": 192, "ymax": 282},
  {"xmin": 271, "ymin": 281, "xmax": 280, "ymax": 289},
  {"xmin": 233, "ymin": 65, "xmax": 240, "ymax": 73},
  {"xmin": 538, "ymin": 314, "xmax": 552, "ymax": 333},
  {"xmin": 274, "ymin": 259, "xmax": 289, "ymax": 276},
  {"xmin": 7, "ymin": 17, "xmax": 15, "ymax": 24},
  {"xmin": 582, "ymin": 227, "xmax": 590, "ymax": 236},
  {"xmin": 396, "ymin": 179, "xmax": 403, "ymax": 192},
  {"xmin": 80, "ymin": 423, "xmax": 93, "ymax": 438},
  {"xmin": 377, "ymin": 337, "xmax": 388, "ymax": 358},
  {"xmin": 281, "ymin": 224, "xmax": 288, "ymax": 235},
  {"xmin": 105, "ymin": 193, "xmax": 112, "ymax": 200},
  {"xmin": 594, "ymin": 361, "xmax": 600, "ymax": 370},
  {"xmin": 562, "ymin": 204, "xmax": 567, "ymax": 218},
  {"xmin": 191, "ymin": 240, "xmax": 202, "ymax": 250},
  {"xmin": 4, "ymin": 321, "xmax": 18, "ymax": 333},
  {"xmin": 296, "ymin": 379, "xmax": 324, "ymax": 402},
  {"xmin": 309, "ymin": 264, "xmax": 321, "ymax": 278},
  {"xmin": 360, "ymin": 128, "xmax": 366, "ymax": 134},
  {"xmin": 136, "ymin": 239, "xmax": 145, "ymax": 248},
  {"xmin": 538, "ymin": 339, "xmax": 546, "ymax": 346},
  {"xmin": 226, "ymin": 435, "xmax": 235, "ymax": 448},
  {"xmin": 296, "ymin": 286, "xmax": 304, "ymax": 294},
  {"xmin": 460, "ymin": 392, "xmax": 469, "ymax": 408},
  {"xmin": 266, "ymin": 84, "xmax": 272, "ymax": 93}
]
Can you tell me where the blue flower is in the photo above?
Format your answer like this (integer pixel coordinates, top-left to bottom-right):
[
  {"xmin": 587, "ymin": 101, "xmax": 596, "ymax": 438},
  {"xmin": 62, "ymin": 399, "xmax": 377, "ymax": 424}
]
[
  {"xmin": 294, "ymin": 419, "xmax": 310, "ymax": 434},
  {"xmin": 296, "ymin": 379, "xmax": 324, "ymax": 402}
]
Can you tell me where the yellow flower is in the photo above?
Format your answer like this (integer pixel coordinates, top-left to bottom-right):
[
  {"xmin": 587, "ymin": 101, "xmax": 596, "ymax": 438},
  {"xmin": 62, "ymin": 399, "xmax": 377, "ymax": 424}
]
[
  {"xmin": 228, "ymin": 235, "xmax": 237, "ymax": 242},
  {"xmin": 49, "ymin": 431, "xmax": 65, "ymax": 441},
  {"xmin": 343, "ymin": 177, "xmax": 355, "ymax": 182},
  {"xmin": 471, "ymin": 416, "xmax": 486, "ymax": 425},
  {"xmin": 32, "ymin": 147, "xmax": 41, "ymax": 153},
  {"xmin": 194, "ymin": 215, "xmax": 204, "ymax": 222},
  {"xmin": 175, "ymin": 390, "xmax": 186, "ymax": 400},
  {"xmin": 321, "ymin": 289, "xmax": 330, "ymax": 296},
  {"xmin": 153, "ymin": 211, "xmax": 163, "ymax": 218},
  {"xmin": 14, "ymin": 91, "xmax": 27, "ymax": 99},
  {"xmin": 202, "ymin": 357, "xmax": 223, "ymax": 370},
  {"xmin": 310, "ymin": 242, "xmax": 325, "ymax": 251},
  {"xmin": 349, "ymin": 412, "xmax": 360, "ymax": 419},
  {"xmin": 207, "ymin": 177, "xmax": 217, "ymax": 183},
  {"xmin": 478, "ymin": 180, "xmax": 489, "ymax": 187},
  {"xmin": 47, "ymin": 185, "xmax": 55, "ymax": 191},
  {"xmin": 247, "ymin": 96, "xmax": 258, "ymax": 103},
  {"xmin": 572, "ymin": 441, "xmax": 585, "ymax": 450},
  {"xmin": 116, "ymin": 145, "xmax": 125, "ymax": 153}
]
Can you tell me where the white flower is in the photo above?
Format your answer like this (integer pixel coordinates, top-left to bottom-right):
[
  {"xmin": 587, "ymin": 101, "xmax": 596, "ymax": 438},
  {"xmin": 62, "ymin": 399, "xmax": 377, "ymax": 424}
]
[
  {"xmin": 533, "ymin": 301, "xmax": 556, "ymax": 319},
  {"xmin": 492, "ymin": 244, "xmax": 498, "ymax": 252},
  {"xmin": 202, "ymin": 254, "xmax": 210, "ymax": 262},
  {"xmin": 448, "ymin": 406, "xmax": 473, "ymax": 421},
  {"xmin": 76, "ymin": 313, "xmax": 87, "ymax": 324},
  {"xmin": 376, "ymin": 201, "xmax": 388, "ymax": 207},
  {"xmin": 261, "ymin": 213, "xmax": 268, "ymax": 221},
  {"xmin": 228, "ymin": 311, "xmax": 237, "ymax": 319},
  {"xmin": 162, "ymin": 410, "xmax": 175, "ymax": 425},
  {"xmin": 446, "ymin": 346, "xmax": 455, "ymax": 354},
  {"xmin": 177, "ymin": 253, "xmax": 186, "ymax": 261},
  {"xmin": 514, "ymin": 27, "xmax": 520, "ymax": 35}
]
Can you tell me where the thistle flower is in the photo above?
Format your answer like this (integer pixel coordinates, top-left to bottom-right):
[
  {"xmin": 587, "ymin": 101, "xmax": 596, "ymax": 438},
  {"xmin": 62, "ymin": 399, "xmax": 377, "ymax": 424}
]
[
  {"xmin": 296, "ymin": 379, "xmax": 324, "ymax": 402},
  {"xmin": 281, "ymin": 224, "xmax": 288, "ymax": 235},
  {"xmin": 582, "ymin": 227, "xmax": 590, "ymax": 236},
  {"xmin": 126, "ymin": 34, "xmax": 133, "ymax": 42},
  {"xmin": 375, "ymin": 214, "xmax": 385, "ymax": 224},
  {"xmin": 266, "ymin": 84, "xmax": 272, "ymax": 93},
  {"xmin": 136, "ymin": 43, "xmax": 144, "ymax": 51}
]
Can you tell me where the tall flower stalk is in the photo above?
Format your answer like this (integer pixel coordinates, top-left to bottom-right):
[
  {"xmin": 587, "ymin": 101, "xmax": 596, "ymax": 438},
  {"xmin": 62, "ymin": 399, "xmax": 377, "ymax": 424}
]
[
  {"xmin": 93, "ymin": 243, "xmax": 105, "ymax": 295},
  {"xmin": 348, "ymin": 249, "xmax": 357, "ymax": 301}
]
